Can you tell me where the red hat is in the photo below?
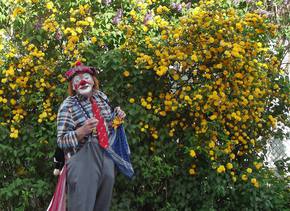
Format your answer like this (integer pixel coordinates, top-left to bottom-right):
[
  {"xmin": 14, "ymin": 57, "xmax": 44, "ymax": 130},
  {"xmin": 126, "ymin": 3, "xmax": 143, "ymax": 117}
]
[{"xmin": 65, "ymin": 61, "xmax": 98, "ymax": 80}]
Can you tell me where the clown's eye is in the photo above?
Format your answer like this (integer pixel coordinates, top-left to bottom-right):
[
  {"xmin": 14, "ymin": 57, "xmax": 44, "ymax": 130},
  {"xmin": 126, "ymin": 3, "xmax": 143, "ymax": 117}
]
[
  {"xmin": 83, "ymin": 73, "xmax": 92, "ymax": 80},
  {"xmin": 73, "ymin": 75, "xmax": 81, "ymax": 84}
]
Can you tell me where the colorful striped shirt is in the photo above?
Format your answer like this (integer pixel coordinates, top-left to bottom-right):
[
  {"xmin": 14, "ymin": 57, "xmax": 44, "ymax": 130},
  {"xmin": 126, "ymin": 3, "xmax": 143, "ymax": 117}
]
[{"xmin": 56, "ymin": 90, "xmax": 113, "ymax": 156}]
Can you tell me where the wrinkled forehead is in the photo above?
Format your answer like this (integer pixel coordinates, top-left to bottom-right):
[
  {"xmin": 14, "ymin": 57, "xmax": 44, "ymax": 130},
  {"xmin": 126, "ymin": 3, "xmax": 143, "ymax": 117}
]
[{"xmin": 72, "ymin": 72, "xmax": 93, "ymax": 82}]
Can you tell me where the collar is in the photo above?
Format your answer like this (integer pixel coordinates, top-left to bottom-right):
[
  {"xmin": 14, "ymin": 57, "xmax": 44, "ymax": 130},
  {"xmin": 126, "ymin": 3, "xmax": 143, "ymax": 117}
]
[
  {"xmin": 75, "ymin": 91, "xmax": 97, "ymax": 102},
  {"xmin": 75, "ymin": 93, "xmax": 90, "ymax": 102}
]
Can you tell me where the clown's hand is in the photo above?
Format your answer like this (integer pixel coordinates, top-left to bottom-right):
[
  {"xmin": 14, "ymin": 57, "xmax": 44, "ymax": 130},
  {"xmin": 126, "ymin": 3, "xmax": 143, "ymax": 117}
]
[
  {"xmin": 76, "ymin": 117, "xmax": 99, "ymax": 141},
  {"xmin": 114, "ymin": 107, "xmax": 126, "ymax": 120}
]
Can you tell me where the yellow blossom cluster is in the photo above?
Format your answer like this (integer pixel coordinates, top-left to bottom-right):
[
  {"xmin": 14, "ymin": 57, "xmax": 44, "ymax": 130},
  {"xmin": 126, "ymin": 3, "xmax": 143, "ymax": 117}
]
[
  {"xmin": 12, "ymin": 107, "xmax": 26, "ymax": 123},
  {"xmin": 1, "ymin": 1, "xmax": 105, "ymax": 140},
  {"xmin": 156, "ymin": 5, "xmax": 170, "ymax": 14},
  {"xmin": 61, "ymin": 5, "xmax": 94, "ymax": 59},
  {"xmin": 239, "ymin": 167, "xmax": 260, "ymax": 187},
  {"xmin": 0, "ymin": 37, "xmax": 60, "ymax": 138},
  {"xmin": 10, "ymin": 126, "xmax": 19, "ymax": 139},
  {"xmin": 139, "ymin": 122, "xmax": 149, "ymax": 133},
  {"xmin": 0, "ymin": 0, "xmax": 288, "ymax": 195},
  {"xmin": 139, "ymin": 121, "xmax": 158, "ymax": 140},
  {"xmin": 12, "ymin": 7, "xmax": 26, "ymax": 18},
  {"xmin": 141, "ymin": 95, "xmax": 153, "ymax": 110},
  {"xmin": 112, "ymin": 116, "xmax": 124, "ymax": 129},
  {"xmin": 120, "ymin": 0, "xmax": 289, "ymax": 184},
  {"xmin": 217, "ymin": 165, "xmax": 226, "ymax": 173},
  {"xmin": 42, "ymin": 14, "xmax": 59, "ymax": 33},
  {"xmin": 38, "ymin": 98, "xmax": 56, "ymax": 123},
  {"xmin": 189, "ymin": 164, "xmax": 196, "ymax": 175}
]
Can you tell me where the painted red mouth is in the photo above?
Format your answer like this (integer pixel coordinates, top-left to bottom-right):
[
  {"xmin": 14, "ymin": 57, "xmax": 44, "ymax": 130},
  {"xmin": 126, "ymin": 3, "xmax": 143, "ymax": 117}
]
[{"xmin": 79, "ymin": 84, "xmax": 90, "ymax": 89}]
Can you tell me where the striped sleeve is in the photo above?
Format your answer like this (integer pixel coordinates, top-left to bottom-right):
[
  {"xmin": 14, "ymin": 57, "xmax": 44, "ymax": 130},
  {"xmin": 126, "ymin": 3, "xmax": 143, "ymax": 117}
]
[{"xmin": 56, "ymin": 100, "xmax": 79, "ymax": 149}]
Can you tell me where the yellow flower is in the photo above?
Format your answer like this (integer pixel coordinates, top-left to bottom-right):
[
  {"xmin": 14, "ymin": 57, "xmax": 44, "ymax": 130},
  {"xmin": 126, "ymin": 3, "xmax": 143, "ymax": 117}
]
[
  {"xmin": 10, "ymin": 99, "xmax": 16, "ymax": 105},
  {"xmin": 217, "ymin": 165, "xmax": 226, "ymax": 173},
  {"xmin": 123, "ymin": 71, "xmax": 130, "ymax": 77},
  {"xmin": 91, "ymin": 37, "xmax": 97, "ymax": 44},
  {"xmin": 273, "ymin": 84, "xmax": 279, "ymax": 89},
  {"xmin": 173, "ymin": 74, "xmax": 179, "ymax": 80},
  {"xmin": 2, "ymin": 98, "xmax": 7, "ymax": 103},
  {"xmin": 141, "ymin": 101, "xmax": 147, "ymax": 107},
  {"xmin": 156, "ymin": 6, "xmax": 163, "ymax": 14},
  {"xmin": 226, "ymin": 163, "xmax": 233, "ymax": 170},
  {"xmin": 256, "ymin": 1, "xmax": 263, "ymax": 6},
  {"xmin": 205, "ymin": 73, "xmax": 211, "ymax": 79},
  {"xmin": 254, "ymin": 162, "xmax": 262, "ymax": 170},
  {"xmin": 189, "ymin": 168, "xmax": 196, "ymax": 175},
  {"xmin": 251, "ymin": 178, "xmax": 257, "ymax": 184},
  {"xmin": 241, "ymin": 174, "xmax": 248, "ymax": 181},
  {"xmin": 208, "ymin": 37, "xmax": 214, "ymax": 43},
  {"xmin": 10, "ymin": 127, "xmax": 19, "ymax": 139},
  {"xmin": 6, "ymin": 66, "xmax": 15, "ymax": 76},
  {"xmin": 152, "ymin": 133, "xmax": 158, "ymax": 139},
  {"xmin": 46, "ymin": 1, "xmax": 54, "ymax": 10},
  {"xmin": 76, "ymin": 27, "xmax": 82, "ymax": 33},
  {"xmin": 251, "ymin": 178, "xmax": 259, "ymax": 187},
  {"xmin": 146, "ymin": 97, "xmax": 152, "ymax": 102},
  {"xmin": 129, "ymin": 98, "xmax": 135, "ymax": 103},
  {"xmin": 215, "ymin": 63, "xmax": 222, "ymax": 69},
  {"xmin": 112, "ymin": 116, "xmax": 124, "ymax": 129},
  {"xmin": 209, "ymin": 114, "xmax": 217, "ymax": 120},
  {"xmin": 189, "ymin": 150, "xmax": 196, "ymax": 158},
  {"xmin": 12, "ymin": 7, "xmax": 25, "ymax": 18},
  {"xmin": 142, "ymin": 26, "xmax": 148, "ymax": 32},
  {"xmin": 146, "ymin": 104, "xmax": 152, "ymax": 110},
  {"xmin": 209, "ymin": 141, "xmax": 215, "ymax": 148},
  {"xmin": 246, "ymin": 168, "xmax": 252, "ymax": 173},
  {"xmin": 156, "ymin": 65, "xmax": 168, "ymax": 76},
  {"xmin": 86, "ymin": 17, "xmax": 93, "ymax": 22},
  {"xmin": 9, "ymin": 83, "xmax": 17, "ymax": 90},
  {"xmin": 191, "ymin": 54, "xmax": 198, "ymax": 62},
  {"xmin": 253, "ymin": 181, "xmax": 259, "ymax": 188},
  {"xmin": 195, "ymin": 94, "xmax": 203, "ymax": 100}
]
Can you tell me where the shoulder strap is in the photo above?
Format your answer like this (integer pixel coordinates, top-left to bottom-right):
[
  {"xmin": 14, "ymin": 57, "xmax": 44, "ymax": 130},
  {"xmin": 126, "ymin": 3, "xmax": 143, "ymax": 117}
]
[
  {"xmin": 73, "ymin": 97, "xmax": 91, "ymax": 119},
  {"xmin": 96, "ymin": 92, "xmax": 114, "ymax": 113}
]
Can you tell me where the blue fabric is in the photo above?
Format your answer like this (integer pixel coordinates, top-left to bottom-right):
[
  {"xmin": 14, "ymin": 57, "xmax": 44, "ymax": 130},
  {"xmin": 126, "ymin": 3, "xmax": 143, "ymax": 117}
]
[{"xmin": 106, "ymin": 125, "xmax": 134, "ymax": 178}]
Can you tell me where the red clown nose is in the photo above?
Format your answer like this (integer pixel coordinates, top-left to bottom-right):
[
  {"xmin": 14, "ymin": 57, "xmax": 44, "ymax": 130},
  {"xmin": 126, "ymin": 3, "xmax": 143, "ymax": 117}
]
[{"xmin": 79, "ymin": 80, "xmax": 87, "ymax": 86}]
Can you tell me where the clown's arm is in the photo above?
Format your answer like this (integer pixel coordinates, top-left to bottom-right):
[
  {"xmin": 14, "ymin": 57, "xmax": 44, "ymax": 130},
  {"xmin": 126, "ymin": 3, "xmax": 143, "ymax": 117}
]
[{"xmin": 56, "ymin": 103, "xmax": 79, "ymax": 149}]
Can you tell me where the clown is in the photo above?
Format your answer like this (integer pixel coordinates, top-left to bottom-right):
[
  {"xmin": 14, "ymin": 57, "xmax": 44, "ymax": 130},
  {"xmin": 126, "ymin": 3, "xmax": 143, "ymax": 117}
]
[{"xmin": 54, "ymin": 62, "xmax": 131, "ymax": 211}]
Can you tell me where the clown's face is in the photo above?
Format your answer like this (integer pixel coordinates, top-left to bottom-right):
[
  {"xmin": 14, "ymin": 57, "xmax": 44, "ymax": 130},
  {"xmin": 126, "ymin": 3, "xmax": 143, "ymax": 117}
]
[{"xmin": 72, "ymin": 73, "xmax": 94, "ymax": 96}]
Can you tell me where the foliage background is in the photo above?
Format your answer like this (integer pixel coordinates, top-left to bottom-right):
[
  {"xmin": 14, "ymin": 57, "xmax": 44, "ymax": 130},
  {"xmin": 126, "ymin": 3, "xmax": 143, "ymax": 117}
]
[{"xmin": 0, "ymin": 0, "xmax": 289, "ymax": 210}]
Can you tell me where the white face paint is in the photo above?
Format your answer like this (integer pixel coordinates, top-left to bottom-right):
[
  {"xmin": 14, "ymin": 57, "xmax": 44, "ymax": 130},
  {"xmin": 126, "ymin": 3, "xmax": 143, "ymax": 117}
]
[{"xmin": 72, "ymin": 73, "xmax": 94, "ymax": 96}]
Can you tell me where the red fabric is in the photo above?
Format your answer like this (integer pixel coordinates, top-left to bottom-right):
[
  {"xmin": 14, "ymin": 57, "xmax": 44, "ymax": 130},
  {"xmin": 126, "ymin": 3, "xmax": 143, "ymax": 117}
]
[
  {"xmin": 65, "ymin": 66, "xmax": 93, "ymax": 80},
  {"xmin": 90, "ymin": 97, "xmax": 109, "ymax": 149},
  {"xmin": 47, "ymin": 165, "xmax": 67, "ymax": 211}
]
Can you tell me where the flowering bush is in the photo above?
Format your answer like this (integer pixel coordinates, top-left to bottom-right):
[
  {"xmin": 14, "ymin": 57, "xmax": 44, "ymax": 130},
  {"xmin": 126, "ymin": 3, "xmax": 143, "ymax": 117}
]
[{"xmin": 0, "ymin": 0, "xmax": 289, "ymax": 210}]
